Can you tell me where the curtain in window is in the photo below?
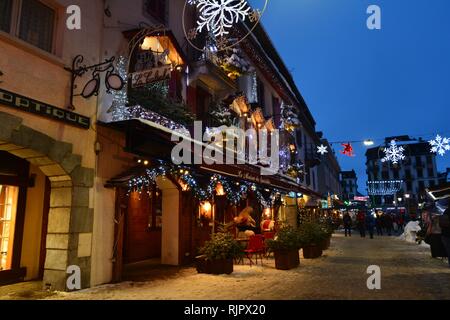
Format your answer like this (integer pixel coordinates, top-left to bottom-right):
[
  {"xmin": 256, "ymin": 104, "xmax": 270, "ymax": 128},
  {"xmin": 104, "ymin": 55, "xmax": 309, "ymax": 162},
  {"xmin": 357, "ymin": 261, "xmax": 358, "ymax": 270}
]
[{"xmin": 19, "ymin": 0, "xmax": 55, "ymax": 52}]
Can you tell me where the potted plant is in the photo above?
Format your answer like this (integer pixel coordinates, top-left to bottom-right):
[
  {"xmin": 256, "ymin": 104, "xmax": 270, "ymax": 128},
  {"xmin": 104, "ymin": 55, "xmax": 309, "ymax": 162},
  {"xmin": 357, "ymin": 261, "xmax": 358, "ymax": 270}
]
[
  {"xmin": 196, "ymin": 232, "xmax": 243, "ymax": 275},
  {"xmin": 319, "ymin": 222, "xmax": 334, "ymax": 251},
  {"xmin": 266, "ymin": 226, "xmax": 301, "ymax": 270},
  {"xmin": 299, "ymin": 222, "xmax": 327, "ymax": 259}
]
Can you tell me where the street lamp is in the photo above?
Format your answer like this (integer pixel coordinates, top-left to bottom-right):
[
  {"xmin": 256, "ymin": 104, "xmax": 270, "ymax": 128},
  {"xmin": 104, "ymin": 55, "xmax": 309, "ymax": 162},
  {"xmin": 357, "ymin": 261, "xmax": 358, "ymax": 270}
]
[{"xmin": 364, "ymin": 140, "xmax": 375, "ymax": 146}]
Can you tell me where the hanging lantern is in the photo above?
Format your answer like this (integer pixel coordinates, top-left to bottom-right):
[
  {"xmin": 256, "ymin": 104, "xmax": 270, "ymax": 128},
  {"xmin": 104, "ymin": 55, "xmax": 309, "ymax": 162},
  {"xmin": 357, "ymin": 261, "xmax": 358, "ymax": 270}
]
[{"xmin": 215, "ymin": 182, "xmax": 226, "ymax": 196}]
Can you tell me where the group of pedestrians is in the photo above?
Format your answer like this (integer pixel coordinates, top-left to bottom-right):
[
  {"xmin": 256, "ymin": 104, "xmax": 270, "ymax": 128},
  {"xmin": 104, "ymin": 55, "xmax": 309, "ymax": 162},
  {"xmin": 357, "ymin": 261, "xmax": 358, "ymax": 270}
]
[{"xmin": 342, "ymin": 211, "xmax": 406, "ymax": 239}]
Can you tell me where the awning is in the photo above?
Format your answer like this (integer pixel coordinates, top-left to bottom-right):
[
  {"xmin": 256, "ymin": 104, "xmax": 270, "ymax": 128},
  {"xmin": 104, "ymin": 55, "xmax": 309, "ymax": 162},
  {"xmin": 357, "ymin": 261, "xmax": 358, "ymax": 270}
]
[{"xmin": 98, "ymin": 119, "xmax": 321, "ymax": 197}]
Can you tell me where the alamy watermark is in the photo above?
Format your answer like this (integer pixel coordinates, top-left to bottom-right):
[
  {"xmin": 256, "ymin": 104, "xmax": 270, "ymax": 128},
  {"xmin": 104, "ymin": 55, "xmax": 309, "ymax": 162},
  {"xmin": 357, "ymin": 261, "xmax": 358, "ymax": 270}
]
[
  {"xmin": 366, "ymin": 265, "xmax": 381, "ymax": 290},
  {"xmin": 171, "ymin": 122, "xmax": 280, "ymax": 176}
]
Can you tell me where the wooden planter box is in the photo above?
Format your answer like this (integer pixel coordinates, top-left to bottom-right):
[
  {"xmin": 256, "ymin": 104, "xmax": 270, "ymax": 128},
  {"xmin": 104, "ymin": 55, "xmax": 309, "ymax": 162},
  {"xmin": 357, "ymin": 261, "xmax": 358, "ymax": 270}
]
[
  {"xmin": 303, "ymin": 245, "xmax": 323, "ymax": 259},
  {"xmin": 319, "ymin": 237, "xmax": 331, "ymax": 251},
  {"xmin": 274, "ymin": 250, "xmax": 300, "ymax": 270},
  {"xmin": 195, "ymin": 256, "xmax": 234, "ymax": 275}
]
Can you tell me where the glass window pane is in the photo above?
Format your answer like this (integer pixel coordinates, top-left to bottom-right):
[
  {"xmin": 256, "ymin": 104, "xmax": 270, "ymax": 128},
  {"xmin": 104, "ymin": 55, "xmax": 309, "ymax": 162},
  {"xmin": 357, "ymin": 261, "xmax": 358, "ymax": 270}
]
[
  {"xmin": 0, "ymin": 0, "xmax": 13, "ymax": 32},
  {"xmin": 0, "ymin": 185, "xmax": 18, "ymax": 271},
  {"xmin": 19, "ymin": 0, "xmax": 55, "ymax": 52}
]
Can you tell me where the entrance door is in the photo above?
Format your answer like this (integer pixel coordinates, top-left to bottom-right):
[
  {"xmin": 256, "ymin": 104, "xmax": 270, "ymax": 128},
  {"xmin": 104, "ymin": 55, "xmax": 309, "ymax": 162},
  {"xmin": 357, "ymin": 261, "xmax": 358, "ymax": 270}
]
[{"xmin": 123, "ymin": 188, "xmax": 163, "ymax": 264}]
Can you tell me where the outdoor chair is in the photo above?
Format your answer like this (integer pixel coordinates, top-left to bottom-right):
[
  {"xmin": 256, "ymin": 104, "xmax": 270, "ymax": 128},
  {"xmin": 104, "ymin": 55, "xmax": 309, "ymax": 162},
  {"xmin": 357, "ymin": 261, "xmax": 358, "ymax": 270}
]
[{"xmin": 244, "ymin": 235, "xmax": 265, "ymax": 267}]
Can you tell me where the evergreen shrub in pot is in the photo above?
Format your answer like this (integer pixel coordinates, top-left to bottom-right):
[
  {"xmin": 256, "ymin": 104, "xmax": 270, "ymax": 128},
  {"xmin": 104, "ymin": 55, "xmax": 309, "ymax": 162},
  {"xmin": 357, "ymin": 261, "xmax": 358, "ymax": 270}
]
[
  {"xmin": 319, "ymin": 222, "xmax": 334, "ymax": 251},
  {"xmin": 196, "ymin": 233, "xmax": 243, "ymax": 275},
  {"xmin": 266, "ymin": 226, "xmax": 301, "ymax": 270},
  {"xmin": 299, "ymin": 222, "xmax": 327, "ymax": 259}
]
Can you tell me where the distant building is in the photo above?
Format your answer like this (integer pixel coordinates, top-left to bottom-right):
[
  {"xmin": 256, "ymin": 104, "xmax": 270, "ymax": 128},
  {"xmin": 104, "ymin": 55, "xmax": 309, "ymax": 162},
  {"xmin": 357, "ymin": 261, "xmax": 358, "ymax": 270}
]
[
  {"xmin": 316, "ymin": 135, "xmax": 342, "ymax": 200},
  {"xmin": 365, "ymin": 137, "xmax": 441, "ymax": 208},
  {"xmin": 438, "ymin": 168, "xmax": 450, "ymax": 185},
  {"xmin": 340, "ymin": 170, "xmax": 359, "ymax": 201}
]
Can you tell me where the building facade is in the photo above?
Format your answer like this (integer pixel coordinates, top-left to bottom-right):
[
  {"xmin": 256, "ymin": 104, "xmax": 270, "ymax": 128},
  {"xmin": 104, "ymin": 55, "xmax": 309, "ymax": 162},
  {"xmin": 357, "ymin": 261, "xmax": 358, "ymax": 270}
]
[
  {"xmin": 365, "ymin": 137, "xmax": 441, "ymax": 211},
  {"xmin": 316, "ymin": 136, "xmax": 342, "ymax": 201},
  {"xmin": 340, "ymin": 170, "xmax": 359, "ymax": 201},
  {"xmin": 0, "ymin": 0, "xmax": 334, "ymax": 290}
]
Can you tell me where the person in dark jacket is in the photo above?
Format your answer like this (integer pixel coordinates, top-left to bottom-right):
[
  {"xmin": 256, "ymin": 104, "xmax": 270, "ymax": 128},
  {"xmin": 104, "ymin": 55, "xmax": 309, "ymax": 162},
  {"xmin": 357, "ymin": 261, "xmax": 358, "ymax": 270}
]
[
  {"xmin": 441, "ymin": 208, "xmax": 450, "ymax": 267},
  {"xmin": 357, "ymin": 211, "xmax": 366, "ymax": 238},
  {"xmin": 366, "ymin": 212, "xmax": 376, "ymax": 239},
  {"xmin": 343, "ymin": 212, "xmax": 352, "ymax": 237},
  {"xmin": 384, "ymin": 214, "xmax": 394, "ymax": 236},
  {"xmin": 376, "ymin": 213, "xmax": 384, "ymax": 236}
]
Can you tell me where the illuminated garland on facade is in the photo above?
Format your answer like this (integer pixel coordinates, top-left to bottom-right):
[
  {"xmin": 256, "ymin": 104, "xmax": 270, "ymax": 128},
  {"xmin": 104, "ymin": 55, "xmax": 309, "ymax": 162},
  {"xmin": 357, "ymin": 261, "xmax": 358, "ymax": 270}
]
[{"xmin": 127, "ymin": 162, "xmax": 285, "ymax": 207}]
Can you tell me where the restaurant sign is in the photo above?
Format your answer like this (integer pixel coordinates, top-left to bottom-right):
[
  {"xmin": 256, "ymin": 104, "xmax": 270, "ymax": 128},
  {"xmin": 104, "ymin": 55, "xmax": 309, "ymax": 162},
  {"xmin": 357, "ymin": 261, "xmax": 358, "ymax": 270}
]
[
  {"xmin": 0, "ymin": 88, "xmax": 90, "ymax": 129},
  {"xmin": 130, "ymin": 64, "xmax": 172, "ymax": 88}
]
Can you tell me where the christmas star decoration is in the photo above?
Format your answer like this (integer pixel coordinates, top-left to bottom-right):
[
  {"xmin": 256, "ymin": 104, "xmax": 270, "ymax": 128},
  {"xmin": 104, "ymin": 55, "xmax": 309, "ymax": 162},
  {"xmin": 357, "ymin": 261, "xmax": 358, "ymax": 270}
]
[
  {"xmin": 249, "ymin": 9, "xmax": 261, "ymax": 23},
  {"xmin": 317, "ymin": 144, "xmax": 328, "ymax": 155},
  {"xmin": 340, "ymin": 143, "xmax": 355, "ymax": 157},
  {"xmin": 216, "ymin": 36, "xmax": 229, "ymax": 50},
  {"xmin": 429, "ymin": 134, "xmax": 450, "ymax": 156}
]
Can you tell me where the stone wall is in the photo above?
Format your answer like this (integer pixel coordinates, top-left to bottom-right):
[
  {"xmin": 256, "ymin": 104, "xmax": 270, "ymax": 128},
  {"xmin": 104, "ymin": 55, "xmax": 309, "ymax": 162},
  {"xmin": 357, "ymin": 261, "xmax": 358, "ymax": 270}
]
[{"xmin": 0, "ymin": 111, "xmax": 94, "ymax": 290}]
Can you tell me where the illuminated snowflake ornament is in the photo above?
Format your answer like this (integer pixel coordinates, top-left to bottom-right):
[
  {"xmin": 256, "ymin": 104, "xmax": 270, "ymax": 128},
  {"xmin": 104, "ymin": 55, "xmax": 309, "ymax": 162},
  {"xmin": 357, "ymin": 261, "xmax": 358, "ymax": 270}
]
[
  {"xmin": 317, "ymin": 145, "xmax": 328, "ymax": 156},
  {"xmin": 429, "ymin": 134, "xmax": 450, "ymax": 156},
  {"xmin": 381, "ymin": 140, "xmax": 405, "ymax": 164},
  {"xmin": 195, "ymin": 0, "xmax": 252, "ymax": 38}
]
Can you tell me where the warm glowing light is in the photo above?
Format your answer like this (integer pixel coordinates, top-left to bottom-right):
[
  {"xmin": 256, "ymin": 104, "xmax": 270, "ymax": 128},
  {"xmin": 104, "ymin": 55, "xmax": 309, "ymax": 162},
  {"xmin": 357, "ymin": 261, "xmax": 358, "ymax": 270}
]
[
  {"xmin": 179, "ymin": 180, "xmax": 190, "ymax": 192},
  {"xmin": 143, "ymin": 160, "xmax": 149, "ymax": 166},
  {"xmin": 364, "ymin": 139, "xmax": 375, "ymax": 146},
  {"xmin": 263, "ymin": 208, "xmax": 271, "ymax": 219},
  {"xmin": 215, "ymin": 182, "xmax": 225, "ymax": 196},
  {"xmin": 200, "ymin": 201, "xmax": 212, "ymax": 219}
]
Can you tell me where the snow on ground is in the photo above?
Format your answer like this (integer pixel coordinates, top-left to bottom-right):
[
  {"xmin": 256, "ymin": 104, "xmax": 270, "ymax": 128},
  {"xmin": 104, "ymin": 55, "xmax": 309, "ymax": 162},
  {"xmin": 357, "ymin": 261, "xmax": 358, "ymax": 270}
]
[{"xmin": 46, "ymin": 232, "xmax": 450, "ymax": 300}]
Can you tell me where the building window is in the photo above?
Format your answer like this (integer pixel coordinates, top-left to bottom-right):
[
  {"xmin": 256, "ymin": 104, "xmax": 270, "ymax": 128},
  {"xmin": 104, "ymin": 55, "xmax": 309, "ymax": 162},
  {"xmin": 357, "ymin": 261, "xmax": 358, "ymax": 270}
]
[
  {"xmin": 0, "ymin": 0, "xmax": 13, "ymax": 32},
  {"xmin": 417, "ymin": 168, "xmax": 423, "ymax": 178},
  {"xmin": 393, "ymin": 169, "xmax": 399, "ymax": 179},
  {"xmin": 382, "ymin": 171, "xmax": 389, "ymax": 180},
  {"xmin": 145, "ymin": 0, "xmax": 167, "ymax": 24},
  {"xmin": 428, "ymin": 168, "xmax": 434, "ymax": 177},
  {"xmin": 429, "ymin": 180, "xmax": 435, "ymax": 188},
  {"xmin": 0, "ymin": 0, "xmax": 56, "ymax": 53},
  {"xmin": 406, "ymin": 181, "xmax": 412, "ymax": 192},
  {"xmin": 418, "ymin": 181, "xmax": 425, "ymax": 191},
  {"xmin": 0, "ymin": 185, "xmax": 19, "ymax": 271},
  {"xmin": 405, "ymin": 169, "xmax": 411, "ymax": 180}
]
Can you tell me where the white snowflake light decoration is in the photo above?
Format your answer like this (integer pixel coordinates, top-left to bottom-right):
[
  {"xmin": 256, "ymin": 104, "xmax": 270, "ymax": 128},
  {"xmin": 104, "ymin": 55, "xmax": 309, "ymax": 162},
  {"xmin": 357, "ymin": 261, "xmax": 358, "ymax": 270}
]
[
  {"xmin": 381, "ymin": 140, "xmax": 406, "ymax": 165},
  {"xmin": 429, "ymin": 134, "xmax": 450, "ymax": 156},
  {"xmin": 317, "ymin": 145, "xmax": 328, "ymax": 156},
  {"xmin": 195, "ymin": 0, "xmax": 251, "ymax": 38}
]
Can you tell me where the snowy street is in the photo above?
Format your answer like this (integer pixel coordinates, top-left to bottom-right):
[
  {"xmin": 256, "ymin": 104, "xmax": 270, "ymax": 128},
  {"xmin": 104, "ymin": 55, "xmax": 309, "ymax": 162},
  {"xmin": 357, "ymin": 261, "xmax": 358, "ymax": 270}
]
[{"xmin": 35, "ymin": 232, "xmax": 450, "ymax": 300}]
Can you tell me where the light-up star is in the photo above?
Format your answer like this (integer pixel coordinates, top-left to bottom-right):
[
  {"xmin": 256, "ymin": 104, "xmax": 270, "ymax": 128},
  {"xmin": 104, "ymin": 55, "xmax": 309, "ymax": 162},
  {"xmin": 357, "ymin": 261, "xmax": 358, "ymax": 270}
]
[{"xmin": 317, "ymin": 144, "xmax": 328, "ymax": 155}]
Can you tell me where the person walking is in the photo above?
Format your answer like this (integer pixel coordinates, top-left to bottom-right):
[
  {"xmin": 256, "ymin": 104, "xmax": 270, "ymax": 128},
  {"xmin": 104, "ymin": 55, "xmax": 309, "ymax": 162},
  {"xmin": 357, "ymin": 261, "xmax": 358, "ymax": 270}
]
[
  {"xmin": 366, "ymin": 212, "xmax": 376, "ymax": 239},
  {"xmin": 357, "ymin": 211, "xmax": 366, "ymax": 238},
  {"xmin": 385, "ymin": 214, "xmax": 394, "ymax": 236},
  {"xmin": 397, "ymin": 214, "xmax": 405, "ymax": 233},
  {"xmin": 440, "ymin": 208, "xmax": 450, "ymax": 268},
  {"xmin": 376, "ymin": 213, "xmax": 384, "ymax": 236},
  {"xmin": 343, "ymin": 212, "xmax": 352, "ymax": 237}
]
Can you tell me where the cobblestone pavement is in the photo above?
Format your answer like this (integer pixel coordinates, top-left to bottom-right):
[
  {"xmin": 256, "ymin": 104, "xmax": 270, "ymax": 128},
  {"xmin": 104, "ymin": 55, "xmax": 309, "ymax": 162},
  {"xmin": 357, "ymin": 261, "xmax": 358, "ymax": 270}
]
[{"xmin": 1, "ymin": 232, "xmax": 449, "ymax": 300}]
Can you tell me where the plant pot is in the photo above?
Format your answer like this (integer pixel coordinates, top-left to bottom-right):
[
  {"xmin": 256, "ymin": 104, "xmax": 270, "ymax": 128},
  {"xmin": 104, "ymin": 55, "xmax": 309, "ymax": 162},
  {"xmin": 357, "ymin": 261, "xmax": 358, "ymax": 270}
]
[
  {"xmin": 274, "ymin": 250, "xmax": 300, "ymax": 270},
  {"xmin": 319, "ymin": 237, "xmax": 332, "ymax": 251},
  {"xmin": 195, "ymin": 256, "xmax": 234, "ymax": 275},
  {"xmin": 302, "ymin": 245, "xmax": 323, "ymax": 259}
]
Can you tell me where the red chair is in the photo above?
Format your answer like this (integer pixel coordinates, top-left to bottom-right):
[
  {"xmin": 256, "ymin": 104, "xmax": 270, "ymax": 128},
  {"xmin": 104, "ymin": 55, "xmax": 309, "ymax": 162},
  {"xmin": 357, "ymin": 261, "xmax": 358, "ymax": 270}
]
[{"xmin": 244, "ymin": 235, "xmax": 265, "ymax": 267}]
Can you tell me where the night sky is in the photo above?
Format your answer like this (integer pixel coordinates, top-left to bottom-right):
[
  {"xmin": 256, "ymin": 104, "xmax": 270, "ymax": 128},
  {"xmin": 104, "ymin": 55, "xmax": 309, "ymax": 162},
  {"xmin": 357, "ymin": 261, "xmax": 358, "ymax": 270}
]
[{"xmin": 250, "ymin": 0, "xmax": 450, "ymax": 194}]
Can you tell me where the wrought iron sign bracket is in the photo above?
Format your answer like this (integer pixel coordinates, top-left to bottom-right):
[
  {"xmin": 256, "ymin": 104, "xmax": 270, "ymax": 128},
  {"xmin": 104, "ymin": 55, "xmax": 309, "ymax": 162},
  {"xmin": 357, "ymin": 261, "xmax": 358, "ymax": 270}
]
[{"xmin": 65, "ymin": 55, "xmax": 124, "ymax": 111}]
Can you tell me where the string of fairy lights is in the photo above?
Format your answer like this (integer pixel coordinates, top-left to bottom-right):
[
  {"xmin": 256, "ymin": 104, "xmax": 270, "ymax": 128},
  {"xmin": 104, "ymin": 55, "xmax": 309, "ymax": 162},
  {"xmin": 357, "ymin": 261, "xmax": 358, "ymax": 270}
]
[{"xmin": 127, "ymin": 160, "xmax": 284, "ymax": 208}]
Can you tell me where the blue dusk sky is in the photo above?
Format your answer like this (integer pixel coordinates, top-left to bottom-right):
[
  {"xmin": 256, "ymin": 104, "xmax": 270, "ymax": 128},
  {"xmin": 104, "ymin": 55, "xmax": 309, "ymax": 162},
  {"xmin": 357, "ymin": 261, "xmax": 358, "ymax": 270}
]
[{"xmin": 251, "ymin": 0, "xmax": 450, "ymax": 194}]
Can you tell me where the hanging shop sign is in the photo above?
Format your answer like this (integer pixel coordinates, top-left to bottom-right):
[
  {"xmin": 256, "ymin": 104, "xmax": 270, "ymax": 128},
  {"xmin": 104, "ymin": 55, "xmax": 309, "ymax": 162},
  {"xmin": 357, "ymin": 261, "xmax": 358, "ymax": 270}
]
[
  {"xmin": 131, "ymin": 64, "xmax": 172, "ymax": 88},
  {"xmin": 0, "ymin": 88, "xmax": 90, "ymax": 129}
]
